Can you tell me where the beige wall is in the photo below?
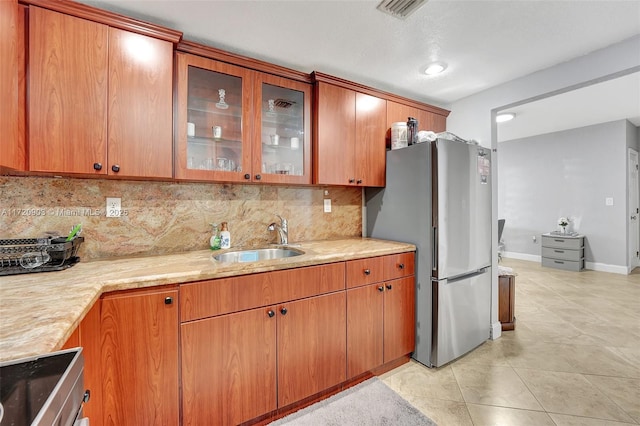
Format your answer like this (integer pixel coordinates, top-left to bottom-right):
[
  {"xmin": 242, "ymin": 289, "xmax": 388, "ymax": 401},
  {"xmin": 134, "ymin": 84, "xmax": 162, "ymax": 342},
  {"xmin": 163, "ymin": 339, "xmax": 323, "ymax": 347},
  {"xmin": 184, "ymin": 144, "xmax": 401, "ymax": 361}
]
[{"xmin": 0, "ymin": 176, "xmax": 362, "ymax": 260}]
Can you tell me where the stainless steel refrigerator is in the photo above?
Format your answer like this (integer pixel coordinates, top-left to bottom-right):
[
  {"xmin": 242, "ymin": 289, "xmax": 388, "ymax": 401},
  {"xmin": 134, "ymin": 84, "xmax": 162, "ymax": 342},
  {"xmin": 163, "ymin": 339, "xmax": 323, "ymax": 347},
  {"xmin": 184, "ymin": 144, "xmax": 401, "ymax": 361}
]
[{"xmin": 365, "ymin": 138, "xmax": 492, "ymax": 367}]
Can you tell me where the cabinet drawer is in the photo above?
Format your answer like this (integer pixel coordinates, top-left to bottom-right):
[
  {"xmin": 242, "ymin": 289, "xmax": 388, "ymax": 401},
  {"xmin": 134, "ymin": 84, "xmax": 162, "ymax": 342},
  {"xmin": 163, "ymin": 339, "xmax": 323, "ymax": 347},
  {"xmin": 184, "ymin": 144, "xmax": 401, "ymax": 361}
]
[
  {"xmin": 346, "ymin": 257, "xmax": 384, "ymax": 288},
  {"xmin": 542, "ymin": 257, "xmax": 584, "ymax": 272},
  {"xmin": 383, "ymin": 252, "xmax": 415, "ymax": 280},
  {"xmin": 542, "ymin": 247, "xmax": 583, "ymax": 261},
  {"xmin": 542, "ymin": 236, "xmax": 583, "ymax": 250},
  {"xmin": 180, "ymin": 262, "xmax": 345, "ymax": 322}
]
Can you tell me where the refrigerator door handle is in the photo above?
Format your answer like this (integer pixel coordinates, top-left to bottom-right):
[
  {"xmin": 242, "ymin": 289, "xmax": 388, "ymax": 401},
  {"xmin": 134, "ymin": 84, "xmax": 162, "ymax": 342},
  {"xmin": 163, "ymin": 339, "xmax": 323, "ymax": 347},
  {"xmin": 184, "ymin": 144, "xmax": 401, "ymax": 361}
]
[
  {"xmin": 446, "ymin": 267, "xmax": 490, "ymax": 283},
  {"xmin": 432, "ymin": 226, "xmax": 438, "ymax": 273}
]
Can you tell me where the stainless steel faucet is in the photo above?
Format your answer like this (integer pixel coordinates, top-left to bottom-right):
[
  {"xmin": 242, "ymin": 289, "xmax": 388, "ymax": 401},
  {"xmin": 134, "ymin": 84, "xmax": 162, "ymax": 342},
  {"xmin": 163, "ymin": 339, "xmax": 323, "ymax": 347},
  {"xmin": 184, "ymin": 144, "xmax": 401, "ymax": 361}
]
[{"xmin": 267, "ymin": 214, "xmax": 288, "ymax": 245}]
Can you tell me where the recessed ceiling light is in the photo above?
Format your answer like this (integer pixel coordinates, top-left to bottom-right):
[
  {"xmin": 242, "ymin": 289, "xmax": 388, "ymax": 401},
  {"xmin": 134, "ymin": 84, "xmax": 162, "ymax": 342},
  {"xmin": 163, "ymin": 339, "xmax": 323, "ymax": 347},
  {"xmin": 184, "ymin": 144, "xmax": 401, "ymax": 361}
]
[
  {"xmin": 496, "ymin": 112, "xmax": 516, "ymax": 123},
  {"xmin": 424, "ymin": 62, "xmax": 447, "ymax": 75}
]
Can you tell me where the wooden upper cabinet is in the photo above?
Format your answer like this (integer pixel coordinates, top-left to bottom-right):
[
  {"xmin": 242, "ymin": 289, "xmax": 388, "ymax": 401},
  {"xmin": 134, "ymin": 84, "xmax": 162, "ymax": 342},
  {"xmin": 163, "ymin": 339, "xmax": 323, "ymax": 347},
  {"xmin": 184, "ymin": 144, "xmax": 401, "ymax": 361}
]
[
  {"xmin": 252, "ymin": 73, "xmax": 312, "ymax": 184},
  {"xmin": 314, "ymin": 79, "xmax": 386, "ymax": 187},
  {"xmin": 28, "ymin": 6, "xmax": 174, "ymax": 178},
  {"xmin": 0, "ymin": 0, "xmax": 25, "ymax": 171},
  {"xmin": 28, "ymin": 6, "xmax": 108, "ymax": 174},
  {"xmin": 386, "ymin": 100, "xmax": 447, "ymax": 142},
  {"xmin": 314, "ymin": 81, "xmax": 356, "ymax": 186},
  {"xmin": 175, "ymin": 52, "xmax": 312, "ymax": 184},
  {"xmin": 174, "ymin": 52, "xmax": 254, "ymax": 182},
  {"xmin": 107, "ymin": 28, "xmax": 173, "ymax": 178},
  {"xmin": 355, "ymin": 92, "xmax": 387, "ymax": 187}
]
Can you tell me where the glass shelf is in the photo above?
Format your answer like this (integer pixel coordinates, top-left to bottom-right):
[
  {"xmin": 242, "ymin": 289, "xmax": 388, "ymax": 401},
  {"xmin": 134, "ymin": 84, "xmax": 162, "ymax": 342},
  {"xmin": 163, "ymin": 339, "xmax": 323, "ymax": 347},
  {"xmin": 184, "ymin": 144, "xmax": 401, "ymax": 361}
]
[{"xmin": 187, "ymin": 136, "xmax": 240, "ymax": 147}]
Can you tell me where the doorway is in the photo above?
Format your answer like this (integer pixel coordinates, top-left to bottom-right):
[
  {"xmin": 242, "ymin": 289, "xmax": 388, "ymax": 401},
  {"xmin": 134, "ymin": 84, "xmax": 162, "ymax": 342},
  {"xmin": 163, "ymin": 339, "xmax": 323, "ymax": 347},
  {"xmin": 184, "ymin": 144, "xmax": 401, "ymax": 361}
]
[{"xmin": 629, "ymin": 148, "xmax": 639, "ymax": 273}]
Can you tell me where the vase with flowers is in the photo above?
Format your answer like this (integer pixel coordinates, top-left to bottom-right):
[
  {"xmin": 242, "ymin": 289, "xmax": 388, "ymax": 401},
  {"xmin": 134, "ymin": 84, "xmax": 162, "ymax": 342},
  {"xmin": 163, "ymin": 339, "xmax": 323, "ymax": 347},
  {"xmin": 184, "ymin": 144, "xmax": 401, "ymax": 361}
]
[{"xmin": 557, "ymin": 217, "xmax": 570, "ymax": 234}]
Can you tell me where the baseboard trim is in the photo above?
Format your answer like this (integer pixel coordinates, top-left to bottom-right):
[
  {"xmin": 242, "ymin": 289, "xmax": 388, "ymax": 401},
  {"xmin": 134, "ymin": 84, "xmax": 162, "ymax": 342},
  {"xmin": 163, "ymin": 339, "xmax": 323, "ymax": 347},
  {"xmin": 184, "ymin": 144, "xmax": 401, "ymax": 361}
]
[
  {"xmin": 490, "ymin": 322, "xmax": 502, "ymax": 340},
  {"xmin": 503, "ymin": 252, "xmax": 540, "ymax": 262},
  {"xmin": 585, "ymin": 262, "xmax": 628, "ymax": 275}
]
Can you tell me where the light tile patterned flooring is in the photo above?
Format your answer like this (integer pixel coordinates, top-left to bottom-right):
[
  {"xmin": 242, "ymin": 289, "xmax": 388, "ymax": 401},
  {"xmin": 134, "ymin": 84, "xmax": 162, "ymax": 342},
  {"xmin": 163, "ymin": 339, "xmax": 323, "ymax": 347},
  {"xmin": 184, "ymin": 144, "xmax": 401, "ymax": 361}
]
[{"xmin": 381, "ymin": 259, "xmax": 640, "ymax": 425}]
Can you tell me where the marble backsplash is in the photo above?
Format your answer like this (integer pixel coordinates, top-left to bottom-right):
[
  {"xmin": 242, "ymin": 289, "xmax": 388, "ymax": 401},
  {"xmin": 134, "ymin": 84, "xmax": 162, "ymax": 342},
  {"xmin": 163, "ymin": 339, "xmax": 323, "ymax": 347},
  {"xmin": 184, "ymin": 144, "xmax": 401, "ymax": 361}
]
[{"xmin": 0, "ymin": 176, "xmax": 363, "ymax": 260}]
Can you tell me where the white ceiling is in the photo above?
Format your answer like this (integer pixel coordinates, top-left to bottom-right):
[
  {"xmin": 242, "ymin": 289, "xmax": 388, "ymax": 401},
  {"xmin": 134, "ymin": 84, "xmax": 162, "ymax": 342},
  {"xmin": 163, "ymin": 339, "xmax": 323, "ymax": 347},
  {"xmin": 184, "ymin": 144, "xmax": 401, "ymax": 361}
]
[
  {"xmin": 79, "ymin": 0, "xmax": 640, "ymax": 138},
  {"xmin": 497, "ymin": 71, "xmax": 640, "ymax": 142}
]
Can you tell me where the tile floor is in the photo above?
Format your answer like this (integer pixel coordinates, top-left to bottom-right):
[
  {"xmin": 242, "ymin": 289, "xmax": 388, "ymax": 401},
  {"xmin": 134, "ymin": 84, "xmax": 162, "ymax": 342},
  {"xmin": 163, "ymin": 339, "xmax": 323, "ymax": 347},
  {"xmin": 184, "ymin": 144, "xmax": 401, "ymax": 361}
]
[{"xmin": 381, "ymin": 259, "xmax": 640, "ymax": 425}]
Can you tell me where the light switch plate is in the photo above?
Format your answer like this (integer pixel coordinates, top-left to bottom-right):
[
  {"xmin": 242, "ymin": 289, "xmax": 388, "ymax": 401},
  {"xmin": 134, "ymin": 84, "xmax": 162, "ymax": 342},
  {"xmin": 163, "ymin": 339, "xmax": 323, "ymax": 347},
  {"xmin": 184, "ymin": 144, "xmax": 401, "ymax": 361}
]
[
  {"xmin": 323, "ymin": 198, "xmax": 332, "ymax": 213},
  {"xmin": 605, "ymin": 197, "xmax": 614, "ymax": 206}
]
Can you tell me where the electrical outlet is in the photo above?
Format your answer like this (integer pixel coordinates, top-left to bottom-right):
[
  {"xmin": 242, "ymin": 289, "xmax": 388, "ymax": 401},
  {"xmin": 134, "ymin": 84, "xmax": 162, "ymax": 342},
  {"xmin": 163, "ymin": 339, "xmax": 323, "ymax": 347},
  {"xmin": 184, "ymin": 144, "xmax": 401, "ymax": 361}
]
[
  {"xmin": 106, "ymin": 197, "xmax": 121, "ymax": 218},
  {"xmin": 323, "ymin": 198, "xmax": 332, "ymax": 213}
]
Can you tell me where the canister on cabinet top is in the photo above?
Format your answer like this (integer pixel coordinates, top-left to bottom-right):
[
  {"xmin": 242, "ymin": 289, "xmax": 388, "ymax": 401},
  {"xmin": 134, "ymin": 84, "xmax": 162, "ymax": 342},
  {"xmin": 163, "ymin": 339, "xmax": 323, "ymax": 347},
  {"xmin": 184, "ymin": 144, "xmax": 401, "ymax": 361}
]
[
  {"xmin": 406, "ymin": 117, "xmax": 418, "ymax": 145},
  {"xmin": 391, "ymin": 122, "xmax": 408, "ymax": 150}
]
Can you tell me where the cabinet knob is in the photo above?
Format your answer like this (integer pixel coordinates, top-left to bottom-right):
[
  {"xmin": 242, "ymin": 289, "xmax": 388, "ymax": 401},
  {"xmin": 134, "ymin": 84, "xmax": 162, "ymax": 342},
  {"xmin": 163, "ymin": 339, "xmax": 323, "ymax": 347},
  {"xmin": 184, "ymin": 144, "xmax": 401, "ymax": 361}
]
[
  {"xmin": 364, "ymin": 269, "xmax": 371, "ymax": 276},
  {"xmin": 244, "ymin": 173, "xmax": 251, "ymax": 180},
  {"xmin": 280, "ymin": 307, "xmax": 288, "ymax": 315},
  {"xmin": 111, "ymin": 164, "xmax": 120, "ymax": 173},
  {"xmin": 348, "ymin": 178, "xmax": 355, "ymax": 183},
  {"xmin": 93, "ymin": 162, "xmax": 102, "ymax": 171},
  {"xmin": 386, "ymin": 284, "xmax": 393, "ymax": 290},
  {"xmin": 267, "ymin": 310, "xmax": 275, "ymax": 318},
  {"xmin": 356, "ymin": 179, "xmax": 363, "ymax": 184},
  {"xmin": 164, "ymin": 297, "xmax": 173, "ymax": 305},
  {"xmin": 255, "ymin": 174, "xmax": 262, "ymax": 180},
  {"xmin": 398, "ymin": 263, "xmax": 405, "ymax": 270},
  {"xmin": 378, "ymin": 286, "xmax": 384, "ymax": 292},
  {"xmin": 83, "ymin": 390, "xmax": 90, "ymax": 403}
]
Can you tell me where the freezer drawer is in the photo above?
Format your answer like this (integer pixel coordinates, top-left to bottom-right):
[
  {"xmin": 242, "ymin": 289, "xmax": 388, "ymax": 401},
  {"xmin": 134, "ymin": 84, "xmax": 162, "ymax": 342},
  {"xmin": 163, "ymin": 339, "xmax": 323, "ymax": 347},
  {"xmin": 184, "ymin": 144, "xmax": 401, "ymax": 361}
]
[{"xmin": 431, "ymin": 267, "xmax": 491, "ymax": 367}]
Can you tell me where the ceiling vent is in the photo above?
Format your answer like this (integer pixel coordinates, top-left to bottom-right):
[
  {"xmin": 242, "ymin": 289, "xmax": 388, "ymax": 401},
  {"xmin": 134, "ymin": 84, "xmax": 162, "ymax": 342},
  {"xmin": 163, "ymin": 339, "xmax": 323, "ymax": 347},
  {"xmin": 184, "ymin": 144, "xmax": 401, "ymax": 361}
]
[{"xmin": 377, "ymin": 0, "xmax": 428, "ymax": 19}]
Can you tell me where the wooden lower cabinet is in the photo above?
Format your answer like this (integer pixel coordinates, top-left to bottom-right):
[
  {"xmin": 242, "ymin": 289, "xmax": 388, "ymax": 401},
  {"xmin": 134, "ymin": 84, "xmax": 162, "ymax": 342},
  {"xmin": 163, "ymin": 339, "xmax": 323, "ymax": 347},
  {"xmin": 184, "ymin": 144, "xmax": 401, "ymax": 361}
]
[
  {"xmin": 181, "ymin": 291, "xmax": 346, "ymax": 425},
  {"xmin": 100, "ymin": 288, "xmax": 179, "ymax": 426},
  {"xmin": 383, "ymin": 276, "xmax": 416, "ymax": 361},
  {"xmin": 181, "ymin": 307, "xmax": 277, "ymax": 426},
  {"xmin": 277, "ymin": 292, "xmax": 346, "ymax": 406},
  {"xmin": 347, "ymin": 276, "xmax": 415, "ymax": 379}
]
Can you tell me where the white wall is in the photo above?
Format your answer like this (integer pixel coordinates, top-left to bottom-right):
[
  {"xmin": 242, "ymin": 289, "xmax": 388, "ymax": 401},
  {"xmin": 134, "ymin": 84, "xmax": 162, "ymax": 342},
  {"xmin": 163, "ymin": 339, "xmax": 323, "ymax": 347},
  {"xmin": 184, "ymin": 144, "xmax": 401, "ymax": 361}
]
[{"xmin": 498, "ymin": 120, "xmax": 629, "ymax": 271}]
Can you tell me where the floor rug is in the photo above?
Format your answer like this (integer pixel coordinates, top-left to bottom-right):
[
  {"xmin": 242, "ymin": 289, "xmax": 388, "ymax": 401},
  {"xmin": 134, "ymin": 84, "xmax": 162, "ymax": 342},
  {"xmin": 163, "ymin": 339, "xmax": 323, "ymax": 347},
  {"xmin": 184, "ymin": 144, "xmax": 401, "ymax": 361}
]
[{"xmin": 269, "ymin": 377, "xmax": 437, "ymax": 425}]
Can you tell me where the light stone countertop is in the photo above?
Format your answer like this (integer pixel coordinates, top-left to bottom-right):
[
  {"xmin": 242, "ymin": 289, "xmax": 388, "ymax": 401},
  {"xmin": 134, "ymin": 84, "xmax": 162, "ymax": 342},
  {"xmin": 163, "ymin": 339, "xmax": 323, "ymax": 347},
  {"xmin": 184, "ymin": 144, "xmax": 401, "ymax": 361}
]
[{"xmin": 0, "ymin": 237, "xmax": 415, "ymax": 362}]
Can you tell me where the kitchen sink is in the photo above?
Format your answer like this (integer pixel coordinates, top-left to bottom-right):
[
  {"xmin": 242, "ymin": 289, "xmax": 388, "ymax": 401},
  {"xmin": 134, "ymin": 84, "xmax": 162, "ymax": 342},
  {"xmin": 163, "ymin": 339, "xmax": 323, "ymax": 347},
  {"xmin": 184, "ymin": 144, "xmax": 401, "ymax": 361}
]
[{"xmin": 213, "ymin": 247, "xmax": 304, "ymax": 263}]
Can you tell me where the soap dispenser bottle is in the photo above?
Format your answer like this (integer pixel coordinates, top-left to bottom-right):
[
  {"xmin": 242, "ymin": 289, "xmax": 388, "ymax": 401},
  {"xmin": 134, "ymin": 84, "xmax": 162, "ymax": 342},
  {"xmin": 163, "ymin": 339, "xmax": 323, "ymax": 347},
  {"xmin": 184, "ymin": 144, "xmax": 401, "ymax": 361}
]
[
  {"xmin": 210, "ymin": 223, "xmax": 221, "ymax": 250},
  {"xmin": 219, "ymin": 222, "xmax": 231, "ymax": 249}
]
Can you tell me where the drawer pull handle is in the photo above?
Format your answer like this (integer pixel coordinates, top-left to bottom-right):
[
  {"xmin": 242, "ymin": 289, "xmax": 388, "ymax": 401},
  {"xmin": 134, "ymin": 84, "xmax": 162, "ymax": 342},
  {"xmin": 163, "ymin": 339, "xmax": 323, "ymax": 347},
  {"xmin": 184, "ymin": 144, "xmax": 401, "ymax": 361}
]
[
  {"xmin": 267, "ymin": 310, "xmax": 275, "ymax": 318},
  {"xmin": 164, "ymin": 297, "xmax": 173, "ymax": 305},
  {"xmin": 554, "ymin": 250, "xmax": 564, "ymax": 253},
  {"xmin": 398, "ymin": 263, "xmax": 405, "ymax": 270},
  {"xmin": 554, "ymin": 239, "xmax": 565, "ymax": 242},
  {"xmin": 554, "ymin": 261, "xmax": 564, "ymax": 264},
  {"xmin": 377, "ymin": 286, "xmax": 384, "ymax": 292},
  {"xmin": 364, "ymin": 269, "xmax": 371, "ymax": 275}
]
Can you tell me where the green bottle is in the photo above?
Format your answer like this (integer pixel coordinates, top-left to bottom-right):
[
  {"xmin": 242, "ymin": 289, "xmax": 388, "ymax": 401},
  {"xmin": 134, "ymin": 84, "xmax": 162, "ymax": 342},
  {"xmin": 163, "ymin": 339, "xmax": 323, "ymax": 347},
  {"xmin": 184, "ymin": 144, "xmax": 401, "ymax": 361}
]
[{"xmin": 210, "ymin": 223, "xmax": 221, "ymax": 250}]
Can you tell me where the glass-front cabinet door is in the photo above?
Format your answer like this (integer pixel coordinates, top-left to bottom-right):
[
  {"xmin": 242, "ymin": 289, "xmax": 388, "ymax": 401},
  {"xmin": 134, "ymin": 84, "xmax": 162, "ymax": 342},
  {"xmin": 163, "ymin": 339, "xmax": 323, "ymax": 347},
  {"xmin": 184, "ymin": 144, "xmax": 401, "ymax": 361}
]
[
  {"xmin": 175, "ymin": 53, "xmax": 252, "ymax": 181},
  {"xmin": 176, "ymin": 52, "xmax": 312, "ymax": 184},
  {"xmin": 252, "ymin": 74, "xmax": 311, "ymax": 184}
]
